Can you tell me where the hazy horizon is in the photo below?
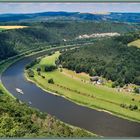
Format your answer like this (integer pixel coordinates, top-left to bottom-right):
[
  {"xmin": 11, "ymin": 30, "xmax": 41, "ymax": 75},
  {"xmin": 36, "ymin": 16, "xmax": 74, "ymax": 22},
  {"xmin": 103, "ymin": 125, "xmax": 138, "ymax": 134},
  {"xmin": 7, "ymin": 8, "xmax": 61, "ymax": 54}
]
[{"xmin": 0, "ymin": 3, "xmax": 140, "ymax": 14}]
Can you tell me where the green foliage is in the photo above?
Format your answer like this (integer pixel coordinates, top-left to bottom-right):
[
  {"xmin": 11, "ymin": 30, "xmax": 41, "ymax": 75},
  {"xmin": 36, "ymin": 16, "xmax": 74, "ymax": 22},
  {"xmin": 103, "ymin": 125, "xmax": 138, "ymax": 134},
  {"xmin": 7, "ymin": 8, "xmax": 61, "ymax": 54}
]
[
  {"xmin": 0, "ymin": 86, "xmax": 94, "ymax": 138},
  {"xmin": 0, "ymin": 33, "xmax": 17, "ymax": 60},
  {"xmin": 45, "ymin": 65, "xmax": 57, "ymax": 72},
  {"xmin": 26, "ymin": 51, "xmax": 140, "ymax": 122},
  {"xmin": 27, "ymin": 69, "xmax": 35, "ymax": 77},
  {"xmin": 36, "ymin": 67, "xmax": 41, "ymax": 72},
  {"xmin": 134, "ymin": 87, "xmax": 140, "ymax": 94},
  {"xmin": 120, "ymin": 103, "xmax": 138, "ymax": 111},
  {"xmin": 26, "ymin": 59, "xmax": 40, "ymax": 70},
  {"xmin": 134, "ymin": 76, "xmax": 140, "ymax": 85},
  {"xmin": 0, "ymin": 21, "xmax": 139, "ymax": 61},
  {"xmin": 48, "ymin": 78, "xmax": 54, "ymax": 84},
  {"xmin": 59, "ymin": 33, "xmax": 140, "ymax": 86},
  {"xmin": 115, "ymin": 32, "xmax": 140, "ymax": 44}
]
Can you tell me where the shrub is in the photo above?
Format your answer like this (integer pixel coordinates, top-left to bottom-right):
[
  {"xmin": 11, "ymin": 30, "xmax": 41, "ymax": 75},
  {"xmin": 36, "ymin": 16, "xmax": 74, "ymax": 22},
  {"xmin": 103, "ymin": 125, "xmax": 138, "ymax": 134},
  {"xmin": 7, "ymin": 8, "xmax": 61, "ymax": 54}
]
[
  {"xmin": 132, "ymin": 98, "xmax": 135, "ymax": 101},
  {"xmin": 60, "ymin": 68, "xmax": 63, "ymax": 72},
  {"xmin": 133, "ymin": 105, "xmax": 138, "ymax": 110},
  {"xmin": 45, "ymin": 65, "xmax": 57, "ymax": 72},
  {"xmin": 42, "ymin": 75, "xmax": 45, "ymax": 79},
  {"xmin": 48, "ymin": 78, "xmax": 54, "ymax": 84},
  {"xmin": 134, "ymin": 76, "xmax": 140, "ymax": 85},
  {"xmin": 25, "ymin": 64, "xmax": 31, "ymax": 70},
  {"xmin": 129, "ymin": 104, "xmax": 138, "ymax": 111},
  {"xmin": 27, "ymin": 69, "xmax": 34, "ymax": 77},
  {"xmin": 25, "ymin": 59, "xmax": 40, "ymax": 70},
  {"xmin": 112, "ymin": 81, "xmax": 119, "ymax": 88},
  {"xmin": 36, "ymin": 67, "xmax": 41, "ymax": 72},
  {"xmin": 37, "ymin": 71, "xmax": 41, "ymax": 76},
  {"xmin": 134, "ymin": 87, "xmax": 140, "ymax": 94},
  {"xmin": 120, "ymin": 103, "xmax": 127, "ymax": 108}
]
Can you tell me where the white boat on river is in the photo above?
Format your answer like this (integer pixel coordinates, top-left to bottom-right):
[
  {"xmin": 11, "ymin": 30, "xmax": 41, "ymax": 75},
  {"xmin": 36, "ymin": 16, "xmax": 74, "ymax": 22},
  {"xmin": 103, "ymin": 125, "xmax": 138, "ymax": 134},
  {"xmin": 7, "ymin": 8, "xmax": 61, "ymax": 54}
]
[{"xmin": 16, "ymin": 88, "xmax": 24, "ymax": 94}]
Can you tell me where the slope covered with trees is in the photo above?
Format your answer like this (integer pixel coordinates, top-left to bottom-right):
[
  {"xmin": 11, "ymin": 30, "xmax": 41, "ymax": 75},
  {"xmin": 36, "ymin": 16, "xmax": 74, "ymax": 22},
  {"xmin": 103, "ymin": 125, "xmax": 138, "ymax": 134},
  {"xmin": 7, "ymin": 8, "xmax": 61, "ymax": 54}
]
[
  {"xmin": 0, "ymin": 21, "xmax": 140, "ymax": 61},
  {"xmin": 0, "ymin": 85, "xmax": 94, "ymax": 138},
  {"xmin": 59, "ymin": 32, "xmax": 140, "ymax": 87}
]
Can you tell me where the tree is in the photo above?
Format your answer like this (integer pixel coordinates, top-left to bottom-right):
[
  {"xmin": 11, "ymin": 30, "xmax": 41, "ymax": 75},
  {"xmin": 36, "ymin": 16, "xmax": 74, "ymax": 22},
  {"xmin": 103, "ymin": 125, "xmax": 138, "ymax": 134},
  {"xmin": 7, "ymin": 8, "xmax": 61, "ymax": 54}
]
[
  {"xmin": 36, "ymin": 67, "xmax": 41, "ymax": 72},
  {"xmin": 134, "ymin": 87, "xmax": 140, "ymax": 94},
  {"xmin": 48, "ymin": 78, "xmax": 54, "ymax": 84},
  {"xmin": 45, "ymin": 65, "xmax": 57, "ymax": 72},
  {"xmin": 27, "ymin": 69, "xmax": 34, "ymax": 77},
  {"xmin": 134, "ymin": 76, "xmax": 140, "ymax": 85}
]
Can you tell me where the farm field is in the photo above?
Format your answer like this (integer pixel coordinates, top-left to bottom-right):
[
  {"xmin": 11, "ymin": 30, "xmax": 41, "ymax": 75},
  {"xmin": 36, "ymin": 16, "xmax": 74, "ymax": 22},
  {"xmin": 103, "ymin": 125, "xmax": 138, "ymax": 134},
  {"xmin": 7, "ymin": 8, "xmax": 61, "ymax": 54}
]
[
  {"xmin": 26, "ymin": 51, "xmax": 140, "ymax": 122},
  {"xmin": 128, "ymin": 39, "xmax": 140, "ymax": 48},
  {"xmin": 0, "ymin": 26, "xmax": 28, "ymax": 30}
]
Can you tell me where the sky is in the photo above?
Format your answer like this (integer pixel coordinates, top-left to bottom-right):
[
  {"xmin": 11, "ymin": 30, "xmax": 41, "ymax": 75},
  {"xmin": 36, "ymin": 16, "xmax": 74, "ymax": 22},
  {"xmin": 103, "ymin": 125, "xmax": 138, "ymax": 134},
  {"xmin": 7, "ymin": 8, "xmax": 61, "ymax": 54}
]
[{"xmin": 0, "ymin": 3, "xmax": 140, "ymax": 14}]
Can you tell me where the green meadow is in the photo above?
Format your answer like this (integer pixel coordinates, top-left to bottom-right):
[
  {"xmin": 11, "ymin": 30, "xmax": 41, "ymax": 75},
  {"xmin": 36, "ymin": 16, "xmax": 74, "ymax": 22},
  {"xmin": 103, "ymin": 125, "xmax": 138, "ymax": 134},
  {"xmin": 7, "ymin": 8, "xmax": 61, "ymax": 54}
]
[
  {"xmin": 27, "ymin": 51, "xmax": 140, "ymax": 122},
  {"xmin": 0, "ymin": 28, "xmax": 4, "ymax": 32}
]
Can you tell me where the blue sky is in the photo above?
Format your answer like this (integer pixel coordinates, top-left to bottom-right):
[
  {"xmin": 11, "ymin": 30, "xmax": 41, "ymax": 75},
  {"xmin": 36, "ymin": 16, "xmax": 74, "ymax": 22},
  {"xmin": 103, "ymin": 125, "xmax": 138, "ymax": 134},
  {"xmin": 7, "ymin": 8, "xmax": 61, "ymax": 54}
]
[{"xmin": 0, "ymin": 3, "xmax": 140, "ymax": 14}]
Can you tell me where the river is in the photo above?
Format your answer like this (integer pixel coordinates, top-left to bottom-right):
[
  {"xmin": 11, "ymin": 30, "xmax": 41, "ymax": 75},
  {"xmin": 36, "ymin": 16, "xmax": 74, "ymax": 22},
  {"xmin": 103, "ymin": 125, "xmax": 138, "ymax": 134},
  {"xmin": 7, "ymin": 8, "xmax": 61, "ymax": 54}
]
[{"xmin": 1, "ymin": 49, "xmax": 140, "ymax": 137}]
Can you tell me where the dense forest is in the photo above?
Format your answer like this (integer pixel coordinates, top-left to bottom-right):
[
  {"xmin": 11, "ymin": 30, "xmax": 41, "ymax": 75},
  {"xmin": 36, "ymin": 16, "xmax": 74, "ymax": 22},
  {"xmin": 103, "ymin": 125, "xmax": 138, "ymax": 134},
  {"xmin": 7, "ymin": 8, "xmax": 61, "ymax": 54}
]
[
  {"xmin": 59, "ymin": 32, "xmax": 140, "ymax": 87},
  {"xmin": 0, "ymin": 86, "xmax": 93, "ymax": 137},
  {"xmin": 0, "ymin": 21, "xmax": 140, "ymax": 61}
]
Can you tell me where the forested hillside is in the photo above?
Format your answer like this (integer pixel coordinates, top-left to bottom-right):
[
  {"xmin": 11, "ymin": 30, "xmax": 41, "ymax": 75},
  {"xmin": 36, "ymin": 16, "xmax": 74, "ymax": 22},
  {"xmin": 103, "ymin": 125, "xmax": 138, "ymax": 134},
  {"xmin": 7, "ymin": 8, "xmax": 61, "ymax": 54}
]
[
  {"xmin": 59, "ymin": 32, "xmax": 140, "ymax": 87},
  {"xmin": 0, "ymin": 21, "xmax": 140, "ymax": 61}
]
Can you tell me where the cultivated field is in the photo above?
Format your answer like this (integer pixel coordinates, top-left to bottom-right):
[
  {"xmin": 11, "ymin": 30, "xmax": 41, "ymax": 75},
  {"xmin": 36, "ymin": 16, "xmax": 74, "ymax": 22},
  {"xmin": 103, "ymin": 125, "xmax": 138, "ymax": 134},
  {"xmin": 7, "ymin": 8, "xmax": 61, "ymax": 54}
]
[
  {"xmin": 128, "ymin": 39, "xmax": 140, "ymax": 48},
  {"xmin": 27, "ymin": 52, "xmax": 140, "ymax": 122},
  {"xmin": 0, "ymin": 26, "xmax": 28, "ymax": 30}
]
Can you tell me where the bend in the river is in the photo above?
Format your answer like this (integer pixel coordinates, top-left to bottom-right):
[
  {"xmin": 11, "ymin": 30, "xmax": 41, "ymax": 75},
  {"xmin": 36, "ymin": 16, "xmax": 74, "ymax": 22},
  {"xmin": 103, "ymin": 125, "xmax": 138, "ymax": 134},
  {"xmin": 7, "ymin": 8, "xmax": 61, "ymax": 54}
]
[{"xmin": 1, "ymin": 47, "xmax": 140, "ymax": 137}]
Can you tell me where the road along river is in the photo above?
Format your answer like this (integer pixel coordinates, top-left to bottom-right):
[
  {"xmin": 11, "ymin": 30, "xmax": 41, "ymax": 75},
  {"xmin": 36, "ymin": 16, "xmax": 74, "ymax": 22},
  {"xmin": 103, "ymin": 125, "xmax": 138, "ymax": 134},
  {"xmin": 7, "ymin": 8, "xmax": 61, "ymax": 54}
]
[{"xmin": 1, "ymin": 48, "xmax": 140, "ymax": 137}]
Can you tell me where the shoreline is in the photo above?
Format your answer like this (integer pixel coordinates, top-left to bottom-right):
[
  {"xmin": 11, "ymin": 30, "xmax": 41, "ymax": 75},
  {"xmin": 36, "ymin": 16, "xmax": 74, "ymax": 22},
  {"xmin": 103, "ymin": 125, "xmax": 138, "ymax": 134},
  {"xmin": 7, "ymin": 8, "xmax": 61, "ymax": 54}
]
[{"xmin": 25, "ymin": 70, "xmax": 140, "ymax": 123}]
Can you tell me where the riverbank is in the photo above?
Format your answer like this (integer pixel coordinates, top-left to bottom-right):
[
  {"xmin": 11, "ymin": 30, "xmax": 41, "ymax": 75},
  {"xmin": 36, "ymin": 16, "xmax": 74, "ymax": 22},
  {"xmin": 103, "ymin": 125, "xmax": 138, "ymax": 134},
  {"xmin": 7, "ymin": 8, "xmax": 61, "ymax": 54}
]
[
  {"xmin": 0, "ymin": 44, "xmax": 97, "ymax": 137},
  {"xmin": 2, "ymin": 48, "xmax": 140, "ymax": 137},
  {"xmin": 0, "ymin": 83, "xmax": 95, "ymax": 138},
  {"xmin": 26, "ymin": 51, "xmax": 140, "ymax": 123}
]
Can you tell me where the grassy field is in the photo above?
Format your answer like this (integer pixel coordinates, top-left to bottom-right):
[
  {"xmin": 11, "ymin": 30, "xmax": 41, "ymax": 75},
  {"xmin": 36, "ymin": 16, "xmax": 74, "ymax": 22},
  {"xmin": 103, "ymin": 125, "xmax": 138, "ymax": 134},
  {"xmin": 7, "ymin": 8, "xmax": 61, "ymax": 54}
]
[
  {"xmin": 0, "ymin": 28, "xmax": 5, "ymax": 32},
  {"xmin": 128, "ymin": 39, "xmax": 140, "ymax": 48},
  {"xmin": 40, "ymin": 51, "xmax": 60, "ymax": 66},
  {"xmin": 27, "ymin": 51, "xmax": 140, "ymax": 122},
  {"xmin": 0, "ymin": 26, "xmax": 28, "ymax": 30}
]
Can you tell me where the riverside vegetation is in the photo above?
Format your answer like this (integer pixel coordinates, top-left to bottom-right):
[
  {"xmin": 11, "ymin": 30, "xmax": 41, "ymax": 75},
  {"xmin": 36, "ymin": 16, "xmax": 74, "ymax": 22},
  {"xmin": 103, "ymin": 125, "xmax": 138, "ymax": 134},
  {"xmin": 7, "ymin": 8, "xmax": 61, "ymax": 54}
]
[
  {"xmin": 0, "ymin": 17, "xmax": 140, "ymax": 137},
  {"xmin": 0, "ymin": 47, "xmax": 96, "ymax": 138},
  {"xmin": 0, "ymin": 84, "xmax": 95, "ymax": 137},
  {"xmin": 25, "ymin": 41, "xmax": 140, "ymax": 122}
]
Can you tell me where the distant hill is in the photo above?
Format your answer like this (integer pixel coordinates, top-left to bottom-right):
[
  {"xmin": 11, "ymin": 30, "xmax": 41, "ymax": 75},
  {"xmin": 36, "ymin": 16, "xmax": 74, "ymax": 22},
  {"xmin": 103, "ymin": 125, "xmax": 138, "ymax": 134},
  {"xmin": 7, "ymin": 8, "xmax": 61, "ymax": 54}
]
[
  {"xmin": 0, "ymin": 12, "xmax": 140, "ymax": 23},
  {"xmin": 0, "ymin": 20, "xmax": 139, "ymax": 61}
]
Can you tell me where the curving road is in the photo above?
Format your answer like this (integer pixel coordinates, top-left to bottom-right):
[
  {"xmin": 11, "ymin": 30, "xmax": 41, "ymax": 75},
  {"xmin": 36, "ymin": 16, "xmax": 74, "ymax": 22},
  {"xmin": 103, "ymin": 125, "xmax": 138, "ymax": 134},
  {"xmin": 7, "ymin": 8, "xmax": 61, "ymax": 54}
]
[{"xmin": 1, "ymin": 48, "xmax": 140, "ymax": 137}]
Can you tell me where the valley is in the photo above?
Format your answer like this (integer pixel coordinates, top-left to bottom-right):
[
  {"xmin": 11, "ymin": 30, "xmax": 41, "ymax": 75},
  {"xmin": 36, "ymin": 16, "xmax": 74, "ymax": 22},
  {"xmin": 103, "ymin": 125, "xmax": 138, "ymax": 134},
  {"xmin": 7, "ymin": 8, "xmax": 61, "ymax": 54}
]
[
  {"xmin": 25, "ymin": 51, "xmax": 140, "ymax": 122},
  {"xmin": 1, "ymin": 46, "xmax": 140, "ymax": 137},
  {"xmin": 0, "ymin": 10, "xmax": 140, "ymax": 138}
]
